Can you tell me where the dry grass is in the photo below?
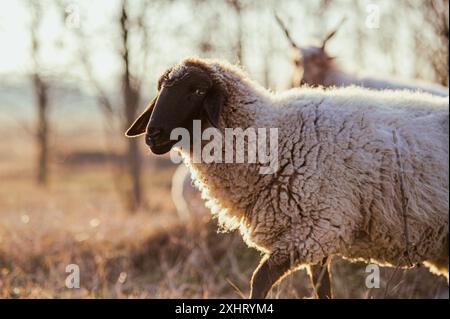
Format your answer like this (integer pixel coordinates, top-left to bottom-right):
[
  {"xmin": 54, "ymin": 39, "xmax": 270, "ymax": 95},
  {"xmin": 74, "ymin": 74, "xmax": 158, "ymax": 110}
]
[{"xmin": 0, "ymin": 128, "xmax": 448, "ymax": 299}]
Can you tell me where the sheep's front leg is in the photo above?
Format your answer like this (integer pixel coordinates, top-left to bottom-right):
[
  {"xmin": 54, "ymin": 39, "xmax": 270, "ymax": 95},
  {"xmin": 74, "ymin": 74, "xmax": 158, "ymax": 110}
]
[
  {"xmin": 309, "ymin": 256, "xmax": 333, "ymax": 299},
  {"xmin": 249, "ymin": 254, "xmax": 292, "ymax": 299}
]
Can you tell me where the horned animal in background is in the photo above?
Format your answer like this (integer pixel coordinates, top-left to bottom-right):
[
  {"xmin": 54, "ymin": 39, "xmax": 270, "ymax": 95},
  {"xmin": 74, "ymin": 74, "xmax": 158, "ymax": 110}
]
[{"xmin": 275, "ymin": 14, "xmax": 449, "ymax": 96}]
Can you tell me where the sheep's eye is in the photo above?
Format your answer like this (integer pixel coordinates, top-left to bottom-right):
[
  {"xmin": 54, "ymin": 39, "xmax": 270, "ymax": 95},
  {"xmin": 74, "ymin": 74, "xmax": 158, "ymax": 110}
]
[{"xmin": 195, "ymin": 88, "xmax": 206, "ymax": 96}]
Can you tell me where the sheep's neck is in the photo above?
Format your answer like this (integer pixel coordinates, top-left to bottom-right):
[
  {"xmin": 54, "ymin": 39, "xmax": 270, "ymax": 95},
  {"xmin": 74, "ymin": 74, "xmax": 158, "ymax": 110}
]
[
  {"xmin": 185, "ymin": 77, "xmax": 274, "ymax": 221},
  {"xmin": 218, "ymin": 72, "xmax": 268, "ymax": 127}
]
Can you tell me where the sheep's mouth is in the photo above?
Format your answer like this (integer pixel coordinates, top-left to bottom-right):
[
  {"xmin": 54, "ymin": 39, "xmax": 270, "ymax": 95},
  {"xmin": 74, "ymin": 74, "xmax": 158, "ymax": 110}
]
[{"xmin": 148, "ymin": 140, "xmax": 176, "ymax": 155}]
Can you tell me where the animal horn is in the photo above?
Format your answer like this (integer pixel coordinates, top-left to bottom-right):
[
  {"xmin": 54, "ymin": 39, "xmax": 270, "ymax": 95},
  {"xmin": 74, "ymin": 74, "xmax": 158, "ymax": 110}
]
[
  {"xmin": 275, "ymin": 13, "xmax": 300, "ymax": 50},
  {"xmin": 321, "ymin": 17, "xmax": 347, "ymax": 49}
]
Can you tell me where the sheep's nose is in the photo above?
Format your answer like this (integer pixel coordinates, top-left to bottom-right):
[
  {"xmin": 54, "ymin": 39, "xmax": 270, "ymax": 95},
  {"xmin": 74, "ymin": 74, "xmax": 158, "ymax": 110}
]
[{"xmin": 145, "ymin": 128, "xmax": 163, "ymax": 146}]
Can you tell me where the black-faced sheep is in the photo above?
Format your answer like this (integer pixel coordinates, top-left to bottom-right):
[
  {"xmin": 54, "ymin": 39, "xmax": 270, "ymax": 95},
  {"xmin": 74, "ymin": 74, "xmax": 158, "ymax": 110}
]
[{"xmin": 126, "ymin": 57, "xmax": 449, "ymax": 299}]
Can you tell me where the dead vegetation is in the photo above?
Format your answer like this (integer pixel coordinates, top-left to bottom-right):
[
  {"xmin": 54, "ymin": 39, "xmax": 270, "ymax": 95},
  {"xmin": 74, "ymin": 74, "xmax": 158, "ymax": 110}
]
[{"xmin": 0, "ymin": 131, "xmax": 447, "ymax": 298}]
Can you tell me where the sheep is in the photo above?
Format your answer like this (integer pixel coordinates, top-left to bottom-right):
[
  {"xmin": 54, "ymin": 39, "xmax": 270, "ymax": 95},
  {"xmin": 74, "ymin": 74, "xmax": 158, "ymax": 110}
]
[
  {"xmin": 126, "ymin": 57, "xmax": 449, "ymax": 299},
  {"xmin": 275, "ymin": 15, "xmax": 449, "ymax": 96}
]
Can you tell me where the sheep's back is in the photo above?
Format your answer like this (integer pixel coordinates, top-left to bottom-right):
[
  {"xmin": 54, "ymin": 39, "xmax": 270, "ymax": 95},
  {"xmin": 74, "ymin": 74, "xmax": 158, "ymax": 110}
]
[{"xmin": 273, "ymin": 89, "xmax": 449, "ymax": 265}]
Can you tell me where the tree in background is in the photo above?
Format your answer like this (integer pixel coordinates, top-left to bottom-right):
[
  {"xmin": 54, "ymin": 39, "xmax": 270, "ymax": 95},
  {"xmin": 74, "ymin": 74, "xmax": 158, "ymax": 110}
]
[
  {"xmin": 119, "ymin": 0, "xmax": 144, "ymax": 211},
  {"xmin": 72, "ymin": 0, "xmax": 152, "ymax": 211},
  {"xmin": 228, "ymin": 0, "xmax": 244, "ymax": 64},
  {"xmin": 420, "ymin": 0, "xmax": 449, "ymax": 86},
  {"xmin": 29, "ymin": 0, "xmax": 50, "ymax": 185}
]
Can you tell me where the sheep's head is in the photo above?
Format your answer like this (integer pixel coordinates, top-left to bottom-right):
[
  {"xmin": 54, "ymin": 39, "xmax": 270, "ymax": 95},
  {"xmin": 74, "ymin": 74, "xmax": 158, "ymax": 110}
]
[{"xmin": 125, "ymin": 59, "xmax": 226, "ymax": 155}]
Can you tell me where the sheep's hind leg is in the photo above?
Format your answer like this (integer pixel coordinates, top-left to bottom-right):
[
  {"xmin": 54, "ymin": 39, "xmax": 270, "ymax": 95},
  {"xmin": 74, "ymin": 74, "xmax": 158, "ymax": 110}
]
[
  {"xmin": 309, "ymin": 256, "xmax": 333, "ymax": 299},
  {"xmin": 249, "ymin": 254, "xmax": 292, "ymax": 299}
]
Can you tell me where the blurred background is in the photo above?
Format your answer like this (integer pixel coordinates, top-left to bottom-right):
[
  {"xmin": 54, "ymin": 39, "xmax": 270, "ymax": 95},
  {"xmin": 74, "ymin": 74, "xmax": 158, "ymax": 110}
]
[{"xmin": 0, "ymin": 0, "xmax": 448, "ymax": 298}]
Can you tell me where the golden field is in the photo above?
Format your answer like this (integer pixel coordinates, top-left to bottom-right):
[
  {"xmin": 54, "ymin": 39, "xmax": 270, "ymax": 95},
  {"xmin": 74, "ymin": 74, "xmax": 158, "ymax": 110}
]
[{"xmin": 0, "ymin": 125, "xmax": 448, "ymax": 299}]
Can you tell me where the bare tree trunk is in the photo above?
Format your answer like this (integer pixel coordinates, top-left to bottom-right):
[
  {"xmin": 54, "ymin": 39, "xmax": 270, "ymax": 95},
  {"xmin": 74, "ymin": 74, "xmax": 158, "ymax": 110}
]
[
  {"xmin": 229, "ymin": 0, "xmax": 243, "ymax": 64},
  {"xmin": 422, "ymin": 0, "xmax": 449, "ymax": 86},
  {"xmin": 30, "ymin": 1, "xmax": 49, "ymax": 185},
  {"xmin": 70, "ymin": 0, "xmax": 148, "ymax": 211},
  {"xmin": 33, "ymin": 74, "xmax": 49, "ymax": 185},
  {"xmin": 121, "ymin": 0, "xmax": 142, "ymax": 210},
  {"xmin": 236, "ymin": 13, "xmax": 243, "ymax": 64}
]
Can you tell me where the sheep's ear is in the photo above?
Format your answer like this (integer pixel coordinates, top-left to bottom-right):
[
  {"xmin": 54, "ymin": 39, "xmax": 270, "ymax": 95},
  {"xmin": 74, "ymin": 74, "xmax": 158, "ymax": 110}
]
[
  {"xmin": 203, "ymin": 86, "xmax": 225, "ymax": 128},
  {"xmin": 125, "ymin": 97, "xmax": 157, "ymax": 137}
]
